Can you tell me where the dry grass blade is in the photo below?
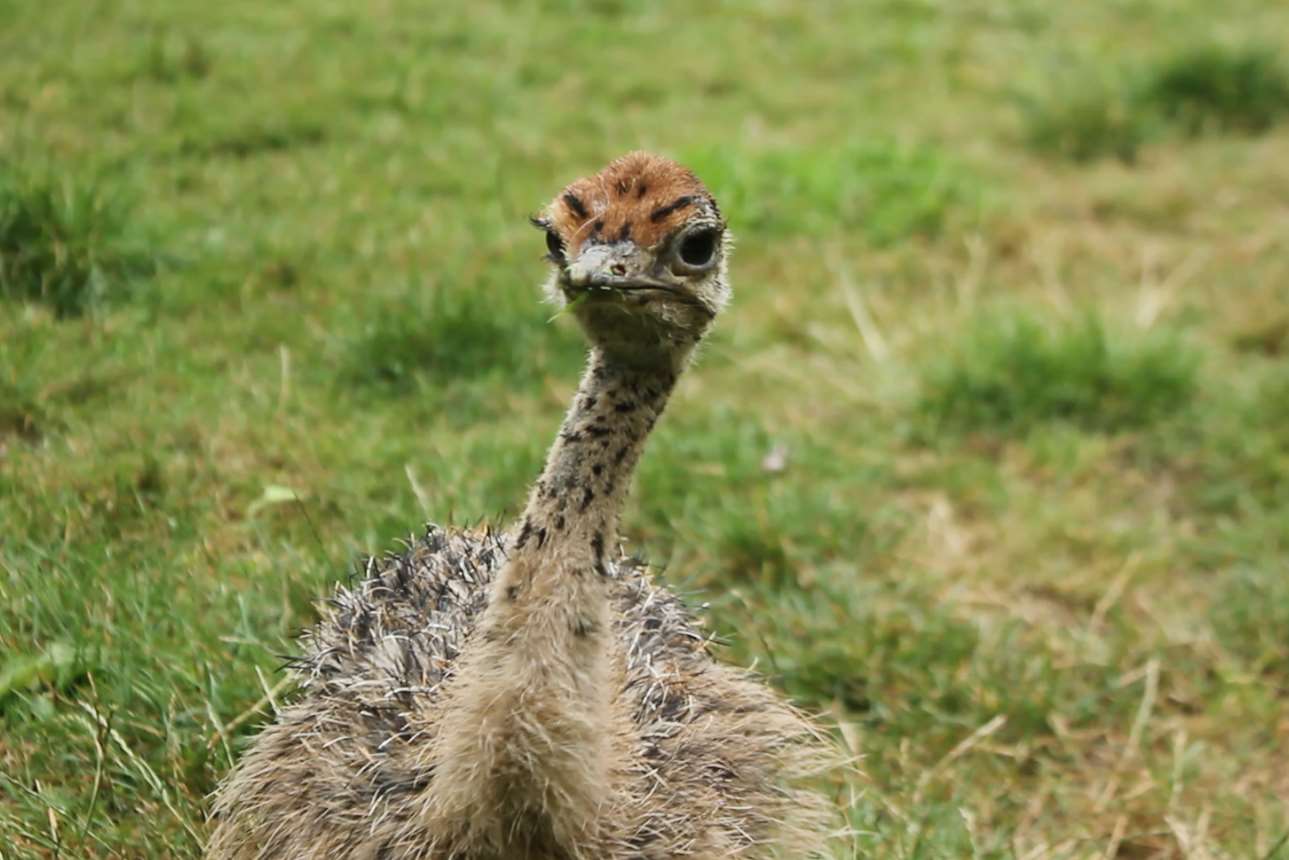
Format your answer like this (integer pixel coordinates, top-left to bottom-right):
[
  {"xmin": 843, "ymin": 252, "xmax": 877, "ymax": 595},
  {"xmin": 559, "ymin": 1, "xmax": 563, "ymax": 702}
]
[
  {"xmin": 833, "ymin": 261, "xmax": 890, "ymax": 363},
  {"xmin": 913, "ymin": 714, "xmax": 1007, "ymax": 806},
  {"xmin": 76, "ymin": 700, "xmax": 203, "ymax": 846},
  {"xmin": 206, "ymin": 675, "xmax": 293, "ymax": 750}
]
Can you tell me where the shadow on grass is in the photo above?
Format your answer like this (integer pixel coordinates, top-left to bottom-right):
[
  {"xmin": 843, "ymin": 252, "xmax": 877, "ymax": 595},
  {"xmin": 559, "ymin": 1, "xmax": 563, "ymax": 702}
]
[
  {"xmin": 0, "ymin": 164, "xmax": 158, "ymax": 317},
  {"xmin": 0, "ymin": 378, "xmax": 50, "ymax": 443},
  {"xmin": 178, "ymin": 116, "xmax": 328, "ymax": 159},
  {"xmin": 137, "ymin": 30, "xmax": 213, "ymax": 82},
  {"xmin": 341, "ymin": 282, "xmax": 580, "ymax": 395},
  {"xmin": 1144, "ymin": 44, "xmax": 1289, "ymax": 135},
  {"xmin": 915, "ymin": 311, "xmax": 1199, "ymax": 437},
  {"xmin": 1023, "ymin": 43, "xmax": 1289, "ymax": 162},
  {"xmin": 1211, "ymin": 564, "xmax": 1289, "ymax": 679},
  {"xmin": 1022, "ymin": 79, "xmax": 1152, "ymax": 163},
  {"xmin": 1182, "ymin": 363, "xmax": 1289, "ymax": 516}
]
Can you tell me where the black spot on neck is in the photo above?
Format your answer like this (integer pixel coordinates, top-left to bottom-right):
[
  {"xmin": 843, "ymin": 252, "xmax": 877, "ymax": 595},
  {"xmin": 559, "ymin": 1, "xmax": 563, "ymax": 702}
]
[{"xmin": 591, "ymin": 532, "xmax": 607, "ymax": 576}]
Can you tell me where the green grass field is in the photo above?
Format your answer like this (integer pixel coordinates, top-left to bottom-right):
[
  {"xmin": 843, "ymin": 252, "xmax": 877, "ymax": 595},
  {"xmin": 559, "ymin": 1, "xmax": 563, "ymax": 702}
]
[{"xmin": 3, "ymin": 1, "xmax": 1288, "ymax": 856}]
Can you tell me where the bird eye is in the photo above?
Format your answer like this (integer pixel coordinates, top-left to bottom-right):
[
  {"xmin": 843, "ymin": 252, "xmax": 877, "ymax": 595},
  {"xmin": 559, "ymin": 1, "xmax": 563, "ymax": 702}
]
[
  {"xmin": 677, "ymin": 228, "xmax": 719, "ymax": 269},
  {"xmin": 545, "ymin": 230, "xmax": 565, "ymax": 264}
]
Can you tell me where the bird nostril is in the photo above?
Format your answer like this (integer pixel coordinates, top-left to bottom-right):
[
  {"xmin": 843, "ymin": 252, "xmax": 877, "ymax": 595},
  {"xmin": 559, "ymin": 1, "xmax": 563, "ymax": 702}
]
[{"xmin": 610, "ymin": 264, "xmax": 626, "ymax": 276}]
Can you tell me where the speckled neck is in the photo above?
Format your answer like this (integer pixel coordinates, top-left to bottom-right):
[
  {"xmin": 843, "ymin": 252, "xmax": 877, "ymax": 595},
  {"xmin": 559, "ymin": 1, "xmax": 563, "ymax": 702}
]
[
  {"xmin": 435, "ymin": 342, "xmax": 694, "ymax": 850},
  {"xmin": 508, "ymin": 347, "xmax": 682, "ymax": 571}
]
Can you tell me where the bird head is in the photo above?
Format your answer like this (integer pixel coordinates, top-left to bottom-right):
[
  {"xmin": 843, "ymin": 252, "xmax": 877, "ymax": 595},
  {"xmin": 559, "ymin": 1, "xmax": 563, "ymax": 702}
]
[{"xmin": 533, "ymin": 152, "xmax": 730, "ymax": 368}]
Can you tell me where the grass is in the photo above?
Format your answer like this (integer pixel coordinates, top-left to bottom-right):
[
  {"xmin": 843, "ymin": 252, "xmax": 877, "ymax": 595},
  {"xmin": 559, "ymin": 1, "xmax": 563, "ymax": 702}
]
[
  {"xmin": 3, "ymin": 0, "xmax": 1289, "ymax": 857},
  {"xmin": 341, "ymin": 279, "xmax": 580, "ymax": 394},
  {"xmin": 0, "ymin": 165, "xmax": 156, "ymax": 316},
  {"xmin": 916, "ymin": 311, "xmax": 1198, "ymax": 436},
  {"xmin": 1023, "ymin": 42, "xmax": 1289, "ymax": 161},
  {"xmin": 1021, "ymin": 80, "xmax": 1153, "ymax": 163},
  {"xmin": 685, "ymin": 142, "xmax": 983, "ymax": 244},
  {"xmin": 1143, "ymin": 44, "xmax": 1289, "ymax": 135}
]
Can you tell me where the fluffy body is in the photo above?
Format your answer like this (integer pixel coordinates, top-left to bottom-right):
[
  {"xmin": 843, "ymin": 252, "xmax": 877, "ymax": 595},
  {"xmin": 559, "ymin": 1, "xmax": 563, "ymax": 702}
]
[
  {"xmin": 207, "ymin": 153, "xmax": 836, "ymax": 859},
  {"xmin": 206, "ymin": 528, "xmax": 833, "ymax": 859}
]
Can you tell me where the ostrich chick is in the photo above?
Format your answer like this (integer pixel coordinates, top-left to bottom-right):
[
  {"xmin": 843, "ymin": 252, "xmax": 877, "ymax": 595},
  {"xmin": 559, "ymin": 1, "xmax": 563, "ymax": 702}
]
[{"xmin": 207, "ymin": 152, "xmax": 836, "ymax": 860}]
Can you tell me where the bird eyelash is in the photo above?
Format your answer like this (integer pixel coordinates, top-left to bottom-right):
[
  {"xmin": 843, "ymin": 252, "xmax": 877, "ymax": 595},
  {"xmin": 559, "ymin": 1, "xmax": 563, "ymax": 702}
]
[
  {"xmin": 545, "ymin": 232, "xmax": 566, "ymax": 264},
  {"xmin": 530, "ymin": 216, "xmax": 566, "ymax": 265}
]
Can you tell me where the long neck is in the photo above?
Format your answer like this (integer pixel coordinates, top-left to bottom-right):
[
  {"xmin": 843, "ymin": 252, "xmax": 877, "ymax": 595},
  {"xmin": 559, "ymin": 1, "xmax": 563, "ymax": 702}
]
[
  {"xmin": 426, "ymin": 346, "xmax": 686, "ymax": 852},
  {"xmin": 508, "ymin": 347, "xmax": 679, "ymax": 575}
]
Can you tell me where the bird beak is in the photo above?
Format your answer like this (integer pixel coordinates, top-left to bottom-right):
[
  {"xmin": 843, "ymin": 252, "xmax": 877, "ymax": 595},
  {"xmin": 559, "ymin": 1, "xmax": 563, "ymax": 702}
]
[{"xmin": 564, "ymin": 242, "xmax": 668, "ymax": 292}]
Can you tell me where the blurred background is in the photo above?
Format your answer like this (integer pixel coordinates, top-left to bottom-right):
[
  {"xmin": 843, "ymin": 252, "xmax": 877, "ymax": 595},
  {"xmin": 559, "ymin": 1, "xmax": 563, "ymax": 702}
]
[{"xmin": 2, "ymin": 1, "xmax": 1288, "ymax": 856}]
